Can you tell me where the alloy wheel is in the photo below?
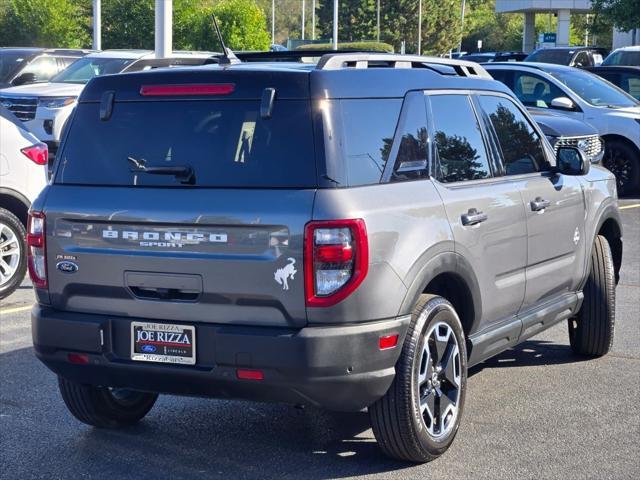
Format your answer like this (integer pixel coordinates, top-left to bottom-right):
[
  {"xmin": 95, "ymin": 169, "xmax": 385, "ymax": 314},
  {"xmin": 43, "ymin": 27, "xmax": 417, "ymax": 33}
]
[
  {"xmin": 603, "ymin": 146, "xmax": 633, "ymax": 193},
  {"xmin": 417, "ymin": 321, "xmax": 462, "ymax": 438},
  {"xmin": 0, "ymin": 222, "xmax": 21, "ymax": 287}
]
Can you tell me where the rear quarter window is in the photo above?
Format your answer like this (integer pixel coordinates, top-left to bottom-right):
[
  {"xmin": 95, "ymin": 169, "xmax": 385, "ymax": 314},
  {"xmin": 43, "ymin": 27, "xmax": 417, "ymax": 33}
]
[{"xmin": 55, "ymin": 99, "xmax": 317, "ymax": 188}]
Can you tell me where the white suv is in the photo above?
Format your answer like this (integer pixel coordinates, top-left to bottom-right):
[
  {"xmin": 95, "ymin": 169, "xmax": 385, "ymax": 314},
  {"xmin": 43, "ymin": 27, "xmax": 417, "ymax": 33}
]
[
  {"xmin": 0, "ymin": 108, "xmax": 48, "ymax": 298},
  {"xmin": 485, "ymin": 62, "xmax": 640, "ymax": 195},
  {"xmin": 0, "ymin": 50, "xmax": 215, "ymax": 157}
]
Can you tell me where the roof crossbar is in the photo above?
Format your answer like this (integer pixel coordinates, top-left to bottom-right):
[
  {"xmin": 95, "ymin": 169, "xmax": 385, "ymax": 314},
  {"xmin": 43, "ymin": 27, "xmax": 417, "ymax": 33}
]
[{"xmin": 316, "ymin": 53, "xmax": 492, "ymax": 79}]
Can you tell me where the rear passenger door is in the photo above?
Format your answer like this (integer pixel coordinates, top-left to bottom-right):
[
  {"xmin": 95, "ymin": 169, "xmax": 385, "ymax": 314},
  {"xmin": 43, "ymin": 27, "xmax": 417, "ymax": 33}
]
[
  {"xmin": 476, "ymin": 93, "xmax": 587, "ymax": 310},
  {"xmin": 427, "ymin": 92, "xmax": 528, "ymax": 331}
]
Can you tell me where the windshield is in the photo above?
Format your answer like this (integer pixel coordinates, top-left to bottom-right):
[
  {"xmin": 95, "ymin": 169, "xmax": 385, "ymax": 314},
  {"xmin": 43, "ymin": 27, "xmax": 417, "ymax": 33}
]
[
  {"xmin": 56, "ymin": 100, "xmax": 316, "ymax": 188},
  {"xmin": 525, "ymin": 49, "xmax": 572, "ymax": 65},
  {"xmin": 0, "ymin": 52, "xmax": 31, "ymax": 83},
  {"xmin": 549, "ymin": 68, "xmax": 639, "ymax": 107},
  {"xmin": 51, "ymin": 57, "xmax": 135, "ymax": 84},
  {"xmin": 602, "ymin": 50, "xmax": 640, "ymax": 66}
]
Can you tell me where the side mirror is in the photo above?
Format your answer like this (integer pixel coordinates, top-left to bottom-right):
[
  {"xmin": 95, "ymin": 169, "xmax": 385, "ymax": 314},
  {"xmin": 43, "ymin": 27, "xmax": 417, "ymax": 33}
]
[
  {"xmin": 550, "ymin": 96, "xmax": 576, "ymax": 110},
  {"xmin": 556, "ymin": 146, "xmax": 590, "ymax": 176},
  {"xmin": 12, "ymin": 72, "xmax": 37, "ymax": 86}
]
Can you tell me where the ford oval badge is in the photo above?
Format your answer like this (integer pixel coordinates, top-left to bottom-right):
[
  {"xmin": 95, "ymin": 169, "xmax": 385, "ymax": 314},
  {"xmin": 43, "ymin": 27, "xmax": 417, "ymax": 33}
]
[
  {"xmin": 141, "ymin": 344, "xmax": 156, "ymax": 353},
  {"xmin": 56, "ymin": 261, "xmax": 79, "ymax": 274}
]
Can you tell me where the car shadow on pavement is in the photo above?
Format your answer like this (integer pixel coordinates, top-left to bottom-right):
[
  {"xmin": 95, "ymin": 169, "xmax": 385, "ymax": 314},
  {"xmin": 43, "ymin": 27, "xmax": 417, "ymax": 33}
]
[
  {"xmin": 0, "ymin": 346, "xmax": 412, "ymax": 480},
  {"xmin": 469, "ymin": 339, "xmax": 589, "ymax": 378},
  {"xmin": 1, "ymin": 338, "xmax": 596, "ymax": 479}
]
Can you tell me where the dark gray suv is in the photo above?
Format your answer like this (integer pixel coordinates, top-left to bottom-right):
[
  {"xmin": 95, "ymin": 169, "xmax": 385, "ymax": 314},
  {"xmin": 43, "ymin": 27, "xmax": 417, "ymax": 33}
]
[{"xmin": 30, "ymin": 53, "xmax": 622, "ymax": 463}]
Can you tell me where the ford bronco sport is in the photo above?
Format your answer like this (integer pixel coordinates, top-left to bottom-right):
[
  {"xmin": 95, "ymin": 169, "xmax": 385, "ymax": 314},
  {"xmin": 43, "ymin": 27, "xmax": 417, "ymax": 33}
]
[{"xmin": 30, "ymin": 53, "xmax": 622, "ymax": 462}]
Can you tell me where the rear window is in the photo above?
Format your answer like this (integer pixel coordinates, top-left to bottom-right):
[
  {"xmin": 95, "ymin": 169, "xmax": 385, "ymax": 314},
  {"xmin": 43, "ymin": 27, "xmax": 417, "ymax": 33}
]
[
  {"xmin": 55, "ymin": 100, "xmax": 316, "ymax": 188},
  {"xmin": 525, "ymin": 50, "xmax": 572, "ymax": 65}
]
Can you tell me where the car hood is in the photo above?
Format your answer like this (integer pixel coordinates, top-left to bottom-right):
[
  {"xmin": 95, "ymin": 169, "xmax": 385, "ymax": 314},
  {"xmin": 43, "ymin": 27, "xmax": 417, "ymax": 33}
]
[
  {"xmin": 529, "ymin": 109, "xmax": 598, "ymax": 137},
  {"xmin": 0, "ymin": 82, "xmax": 84, "ymax": 98},
  {"xmin": 606, "ymin": 105, "xmax": 640, "ymax": 119}
]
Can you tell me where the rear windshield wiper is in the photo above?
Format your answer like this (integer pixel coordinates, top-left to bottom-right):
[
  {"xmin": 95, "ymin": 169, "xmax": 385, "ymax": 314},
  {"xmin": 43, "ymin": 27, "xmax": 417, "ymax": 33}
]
[{"xmin": 128, "ymin": 156, "xmax": 195, "ymax": 185}]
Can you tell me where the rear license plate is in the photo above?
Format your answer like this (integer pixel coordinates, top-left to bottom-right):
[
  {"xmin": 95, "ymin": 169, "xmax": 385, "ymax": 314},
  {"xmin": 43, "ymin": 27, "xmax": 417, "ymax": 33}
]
[{"xmin": 131, "ymin": 321, "xmax": 196, "ymax": 365}]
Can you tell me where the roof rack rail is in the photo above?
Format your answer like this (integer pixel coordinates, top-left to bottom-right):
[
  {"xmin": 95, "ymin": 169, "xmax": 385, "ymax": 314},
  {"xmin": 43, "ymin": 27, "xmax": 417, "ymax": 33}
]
[{"xmin": 316, "ymin": 53, "xmax": 492, "ymax": 79}]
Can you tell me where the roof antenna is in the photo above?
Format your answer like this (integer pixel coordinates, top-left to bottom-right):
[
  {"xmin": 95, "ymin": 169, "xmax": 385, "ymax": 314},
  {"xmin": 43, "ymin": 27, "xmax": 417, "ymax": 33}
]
[{"xmin": 212, "ymin": 14, "xmax": 240, "ymax": 65}]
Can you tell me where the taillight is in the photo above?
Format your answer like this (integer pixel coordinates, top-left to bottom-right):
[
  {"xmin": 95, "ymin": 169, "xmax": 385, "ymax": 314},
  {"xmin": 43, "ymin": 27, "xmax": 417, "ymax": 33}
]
[
  {"xmin": 304, "ymin": 219, "xmax": 368, "ymax": 307},
  {"xmin": 27, "ymin": 212, "xmax": 47, "ymax": 289},
  {"xmin": 21, "ymin": 143, "xmax": 48, "ymax": 165}
]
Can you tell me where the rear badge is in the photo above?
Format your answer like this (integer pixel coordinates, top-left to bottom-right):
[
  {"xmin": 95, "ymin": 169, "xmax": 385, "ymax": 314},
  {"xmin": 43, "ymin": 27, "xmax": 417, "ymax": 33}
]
[
  {"xmin": 56, "ymin": 261, "xmax": 79, "ymax": 274},
  {"xmin": 274, "ymin": 257, "xmax": 297, "ymax": 291}
]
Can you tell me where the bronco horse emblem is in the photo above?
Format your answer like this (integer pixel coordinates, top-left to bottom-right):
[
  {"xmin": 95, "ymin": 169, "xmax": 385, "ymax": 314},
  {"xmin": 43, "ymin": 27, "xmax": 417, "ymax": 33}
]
[{"xmin": 274, "ymin": 258, "xmax": 297, "ymax": 290}]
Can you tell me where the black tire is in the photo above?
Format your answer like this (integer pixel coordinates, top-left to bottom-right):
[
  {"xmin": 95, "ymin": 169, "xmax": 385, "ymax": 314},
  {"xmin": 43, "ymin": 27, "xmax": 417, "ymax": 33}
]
[
  {"xmin": 568, "ymin": 235, "xmax": 616, "ymax": 357},
  {"xmin": 58, "ymin": 377, "xmax": 158, "ymax": 428},
  {"xmin": 602, "ymin": 139, "xmax": 639, "ymax": 197},
  {"xmin": 369, "ymin": 294, "xmax": 467, "ymax": 463},
  {"xmin": 0, "ymin": 208, "xmax": 27, "ymax": 300}
]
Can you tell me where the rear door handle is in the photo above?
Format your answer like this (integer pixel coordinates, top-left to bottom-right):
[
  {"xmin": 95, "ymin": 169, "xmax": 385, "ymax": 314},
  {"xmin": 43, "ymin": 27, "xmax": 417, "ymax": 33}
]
[
  {"xmin": 530, "ymin": 197, "xmax": 551, "ymax": 212},
  {"xmin": 461, "ymin": 208, "xmax": 488, "ymax": 226}
]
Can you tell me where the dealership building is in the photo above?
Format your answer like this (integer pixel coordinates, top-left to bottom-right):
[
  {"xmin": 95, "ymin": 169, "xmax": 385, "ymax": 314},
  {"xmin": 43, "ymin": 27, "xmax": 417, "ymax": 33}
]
[{"xmin": 495, "ymin": 0, "xmax": 639, "ymax": 52}]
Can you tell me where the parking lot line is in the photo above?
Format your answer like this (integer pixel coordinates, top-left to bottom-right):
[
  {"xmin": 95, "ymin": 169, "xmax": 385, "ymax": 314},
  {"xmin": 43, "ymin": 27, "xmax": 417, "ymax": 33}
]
[
  {"xmin": 619, "ymin": 204, "xmax": 640, "ymax": 210},
  {"xmin": 0, "ymin": 305, "xmax": 33, "ymax": 315}
]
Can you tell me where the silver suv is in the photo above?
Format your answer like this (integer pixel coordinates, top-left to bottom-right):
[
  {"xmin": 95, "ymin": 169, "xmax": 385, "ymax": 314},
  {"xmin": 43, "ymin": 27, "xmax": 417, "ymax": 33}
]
[{"xmin": 30, "ymin": 53, "xmax": 622, "ymax": 463}]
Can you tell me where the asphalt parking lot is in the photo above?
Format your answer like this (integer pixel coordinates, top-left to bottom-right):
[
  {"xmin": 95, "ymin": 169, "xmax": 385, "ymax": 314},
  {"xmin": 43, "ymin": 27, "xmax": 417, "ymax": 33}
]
[{"xmin": 1, "ymin": 199, "xmax": 638, "ymax": 480}]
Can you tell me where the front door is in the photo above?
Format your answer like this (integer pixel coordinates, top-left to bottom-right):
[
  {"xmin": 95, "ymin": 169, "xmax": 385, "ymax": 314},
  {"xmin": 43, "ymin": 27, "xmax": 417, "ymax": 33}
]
[{"xmin": 476, "ymin": 93, "xmax": 587, "ymax": 310}]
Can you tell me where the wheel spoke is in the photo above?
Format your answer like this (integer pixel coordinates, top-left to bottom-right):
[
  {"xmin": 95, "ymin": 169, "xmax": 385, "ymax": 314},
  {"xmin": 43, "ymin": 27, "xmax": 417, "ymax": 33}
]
[
  {"xmin": 442, "ymin": 345, "xmax": 460, "ymax": 386},
  {"xmin": 418, "ymin": 344, "xmax": 434, "ymax": 387},
  {"xmin": 420, "ymin": 390, "xmax": 436, "ymax": 420},
  {"xmin": 430, "ymin": 326, "xmax": 451, "ymax": 364}
]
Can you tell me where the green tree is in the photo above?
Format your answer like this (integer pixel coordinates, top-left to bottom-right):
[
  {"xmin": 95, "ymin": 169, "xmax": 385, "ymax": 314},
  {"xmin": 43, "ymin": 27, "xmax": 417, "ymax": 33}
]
[
  {"xmin": 0, "ymin": 0, "xmax": 90, "ymax": 48},
  {"xmin": 315, "ymin": 0, "xmax": 462, "ymax": 54},
  {"xmin": 591, "ymin": 0, "xmax": 640, "ymax": 33},
  {"xmin": 462, "ymin": 0, "xmax": 523, "ymax": 52}
]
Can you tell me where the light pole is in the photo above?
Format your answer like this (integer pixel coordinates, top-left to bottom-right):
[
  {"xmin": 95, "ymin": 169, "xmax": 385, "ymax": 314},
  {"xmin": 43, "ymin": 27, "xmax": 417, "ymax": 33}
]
[
  {"xmin": 271, "ymin": 0, "xmax": 275, "ymax": 44},
  {"xmin": 312, "ymin": 0, "xmax": 316, "ymax": 40},
  {"xmin": 333, "ymin": 0, "xmax": 338, "ymax": 50},
  {"xmin": 154, "ymin": 0, "xmax": 172, "ymax": 58},
  {"xmin": 377, "ymin": 0, "xmax": 380, "ymax": 43},
  {"xmin": 92, "ymin": 0, "xmax": 101, "ymax": 50},
  {"xmin": 417, "ymin": 0, "xmax": 422, "ymax": 55},
  {"xmin": 302, "ymin": 0, "xmax": 305, "ymax": 40},
  {"xmin": 458, "ymin": 0, "xmax": 466, "ymax": 53}
]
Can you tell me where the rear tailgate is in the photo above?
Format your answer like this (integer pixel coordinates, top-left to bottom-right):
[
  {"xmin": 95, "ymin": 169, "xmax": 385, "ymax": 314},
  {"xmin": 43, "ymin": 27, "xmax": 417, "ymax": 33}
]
[
  {"xmin": 44, "ymin": 187, "xmax": 312, "ymax": 327},
  {"xmin": 45, "ymin": 67, "xmax": 317, "ymax": 327}
]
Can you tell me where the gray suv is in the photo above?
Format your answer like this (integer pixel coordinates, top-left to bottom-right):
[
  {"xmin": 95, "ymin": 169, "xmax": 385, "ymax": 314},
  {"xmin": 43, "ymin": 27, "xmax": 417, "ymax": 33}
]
[{"xmin": 30, "ymin": 53, "xmax": 622, "ymax": 463}]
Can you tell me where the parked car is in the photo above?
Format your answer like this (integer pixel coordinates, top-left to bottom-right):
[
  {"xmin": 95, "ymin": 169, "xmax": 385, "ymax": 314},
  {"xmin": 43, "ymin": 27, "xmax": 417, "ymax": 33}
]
[
  {"xmin": 0, "ymin": 48, "xmax": 91, "ymax": 89},
  {"xmin": 602, "ymin": 46, "xmax": 640, "ymax": 66},
  {"xmin": 0, "ymin": 107, "xmax": 48, "ymax": 298},
  {"xmin": 461, "ymin": 51, "xmax": 527, "ymax": 63},
  {"xmin": 485, "ymin": 62, "xmax": 640, "ymax": 195},
  {"xmin": 0, "ymin": 50, "xmax": 216, "ymax": 159},
  {"xmin": 530, "ymin": 109, "xmax": 604, "ymax": 164},
  {"xmin": 586, "ymin": 65, "xmax": 640, "ymax": 100},
  {"xmin": 525, "ymin": 47, "xmax": 608, "ymax": 68},
  {"xmin": 30, "ymin": 53, "xmax": 622, "ymax": 463}
]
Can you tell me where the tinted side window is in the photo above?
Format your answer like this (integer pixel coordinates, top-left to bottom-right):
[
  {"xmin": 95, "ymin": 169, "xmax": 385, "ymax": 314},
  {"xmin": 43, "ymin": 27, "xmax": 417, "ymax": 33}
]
[
  {"xmin": 513, "ymin": 72, "xmax": 566, "ymax": 109},
  {"xmin": 20, "ymin": 56, "xmax": 58, "ymax": 82},
  {"xmin": 430, "ymin": 95, "xmax": 492, "ymax": 183},
  {"xmin": 390, "ymin": 92, "xmax": 429, "ymax": 182},
  {"xmin": 340, "ymin": 99, "xmax": 402, "ymax": 186},
  {"xmin": 479, "ymin": 95, "xmax": 548, "ymax": 175}
]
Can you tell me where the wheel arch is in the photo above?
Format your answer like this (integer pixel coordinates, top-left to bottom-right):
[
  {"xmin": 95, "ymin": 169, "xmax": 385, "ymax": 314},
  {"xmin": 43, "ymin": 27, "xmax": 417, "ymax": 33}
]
[
  {"xmin": 597, "ymin": 216, "xmax": 623, "ymax": 284},
  {"xmin": 602, "ymin": 133, "xmax": 640, "ymax": 157},
  {"xmin": 0, "ymin": 188, "xmax": 30, "ymax": 227},
  {"xmin": 399, "ymin": 251, "xmax": 482, "ymax": 340}
]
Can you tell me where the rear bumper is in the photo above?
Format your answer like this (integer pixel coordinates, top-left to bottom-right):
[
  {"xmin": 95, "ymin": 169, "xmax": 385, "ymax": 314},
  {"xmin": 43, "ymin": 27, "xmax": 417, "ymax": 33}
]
[{"xmin": 32, "ymin": 305, "xmax": 411, "ymax": 412}]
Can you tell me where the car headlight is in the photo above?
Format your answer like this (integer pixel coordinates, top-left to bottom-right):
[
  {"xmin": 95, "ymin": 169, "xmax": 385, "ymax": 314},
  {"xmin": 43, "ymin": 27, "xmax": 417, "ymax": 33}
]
[{"xmin": 38, "ymin": 97, "xmax": 77, "ymax": 109}]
